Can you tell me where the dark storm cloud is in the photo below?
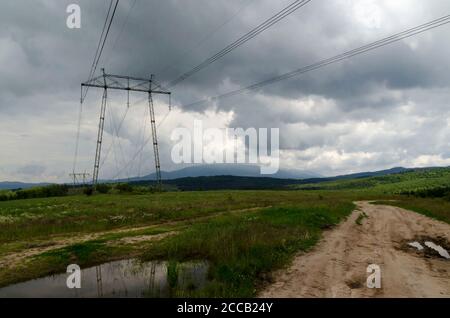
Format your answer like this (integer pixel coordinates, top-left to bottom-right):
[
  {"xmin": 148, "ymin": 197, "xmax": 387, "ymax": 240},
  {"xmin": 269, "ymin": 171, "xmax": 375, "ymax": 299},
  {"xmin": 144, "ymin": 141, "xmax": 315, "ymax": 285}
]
[
  {"xmin": 1, "ymin": 0, "xmax": 449, "ymax": 108},
  {"xmin": 1, "ymin": 0, "xmax": 450, "ymax": 181}
]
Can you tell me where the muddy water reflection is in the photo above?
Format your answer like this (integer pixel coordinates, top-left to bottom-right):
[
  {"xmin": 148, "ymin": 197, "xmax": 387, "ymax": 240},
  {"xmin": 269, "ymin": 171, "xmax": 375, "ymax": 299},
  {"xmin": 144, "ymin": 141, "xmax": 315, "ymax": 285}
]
[{"xmin": 0, "ymin": 259, "xmax": 209, "ymax": 298}]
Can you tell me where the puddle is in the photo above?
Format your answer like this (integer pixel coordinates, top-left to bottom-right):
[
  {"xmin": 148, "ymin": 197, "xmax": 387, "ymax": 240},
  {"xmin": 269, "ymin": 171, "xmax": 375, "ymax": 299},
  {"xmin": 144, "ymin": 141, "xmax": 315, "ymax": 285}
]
[
  {"xmin": 407, "ymin": 242, "xmax": 424, "ymax": 251},
  {"xmin": 424, "ymin": 242, "xmax": 450, "ymax": 260},
  {"xmin": 404, "ymin": 236, "xmax": 450, "ymax": 260},
  {"xmin": 0, "ymin": 259, "xmax": 209, "ymax": 298}
]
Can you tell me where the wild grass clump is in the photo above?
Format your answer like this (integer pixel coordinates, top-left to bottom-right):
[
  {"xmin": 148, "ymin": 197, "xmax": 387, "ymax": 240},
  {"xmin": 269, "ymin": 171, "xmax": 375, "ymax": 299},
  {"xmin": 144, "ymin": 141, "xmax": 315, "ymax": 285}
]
[
  {"xmin": 355, "ymin": 211, "xmax": 368, "ymax": 225},
  {"xmin": 142, "ymin": 203, "xmax": 353, "ymax": 297}
]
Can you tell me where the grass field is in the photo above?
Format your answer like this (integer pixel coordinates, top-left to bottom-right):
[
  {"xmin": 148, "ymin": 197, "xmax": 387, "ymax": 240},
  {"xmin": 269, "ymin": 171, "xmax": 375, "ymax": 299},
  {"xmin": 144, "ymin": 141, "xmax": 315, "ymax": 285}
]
[
  {"xmin": 141, "ymin": 202, "xmax": 354, "ymax": 296},
  {"xmin": 294, "ymin": 167, "xmax": 450, "ymax": 193},
  {"xmin": 0, "ymin": 190, "xmax": 359, "ymax": 295},
  {"xmin": 0, "ymin": 190, "xmax": 363, "ymax": 243},
  {"xmin": 1, "ymin": 167, "xmax": 449, "ymax": 297}
]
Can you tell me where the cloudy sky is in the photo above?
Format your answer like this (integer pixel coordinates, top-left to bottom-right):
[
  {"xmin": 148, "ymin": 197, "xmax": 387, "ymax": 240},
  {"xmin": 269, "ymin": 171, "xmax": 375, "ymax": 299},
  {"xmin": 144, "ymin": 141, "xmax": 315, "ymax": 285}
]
[{"xmin": 1, "ymin": 0, "xmax": 450, "ymax": 182}]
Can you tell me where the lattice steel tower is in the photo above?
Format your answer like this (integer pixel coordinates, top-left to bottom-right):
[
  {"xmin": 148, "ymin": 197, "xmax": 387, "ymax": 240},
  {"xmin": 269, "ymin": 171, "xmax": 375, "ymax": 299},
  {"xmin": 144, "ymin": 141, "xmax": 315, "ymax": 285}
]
[{"xmin": 81, "ymin": 69, "xmax": 170, "ymax": 189}]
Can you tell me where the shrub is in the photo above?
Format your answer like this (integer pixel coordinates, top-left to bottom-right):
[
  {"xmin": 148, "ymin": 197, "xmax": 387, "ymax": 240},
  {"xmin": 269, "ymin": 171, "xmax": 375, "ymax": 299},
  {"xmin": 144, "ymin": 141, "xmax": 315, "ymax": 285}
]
[
  {"xmin": 400, "ymin": 186, "xmax": 450, "ymax": 198},
  {"xmin": 0, "ymin": 191, "xmax": 15, "ymax": 201},
  {"xmin": 95, "ymin": 183, "xmax": 110, "ymax": 194},
  {"xmin": 116, "ymin": 183, "xmax": 133, "ymax": 193},
  {"xmin": 83, "ymin": 187, "xmax": 94, "ymax": 196},
  {"xmin": 14, "ymin": 184, "xmax": 69, "ymax": 200},
  {"xmin": 43, "ymin": 184, "xmax": 69, "ymax": 197}
]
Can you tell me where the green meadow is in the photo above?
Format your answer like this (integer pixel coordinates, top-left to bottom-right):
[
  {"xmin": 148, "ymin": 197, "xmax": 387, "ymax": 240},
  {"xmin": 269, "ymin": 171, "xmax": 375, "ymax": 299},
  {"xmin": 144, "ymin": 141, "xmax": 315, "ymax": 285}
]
[{"xmin": 0, "ymin": 167, "xmax": 449, "ymax": 296}]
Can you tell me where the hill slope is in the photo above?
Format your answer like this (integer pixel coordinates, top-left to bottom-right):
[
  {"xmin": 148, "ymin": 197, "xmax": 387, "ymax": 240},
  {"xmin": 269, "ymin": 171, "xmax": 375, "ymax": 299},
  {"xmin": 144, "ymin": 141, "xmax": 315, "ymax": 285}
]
[
  {"xmin": 131, "ymin": 167, "xmax": 450, "ymax": 192},
  {"xmin": 295, "ymin": 167, "xmax": 450, "ymax": 193}
]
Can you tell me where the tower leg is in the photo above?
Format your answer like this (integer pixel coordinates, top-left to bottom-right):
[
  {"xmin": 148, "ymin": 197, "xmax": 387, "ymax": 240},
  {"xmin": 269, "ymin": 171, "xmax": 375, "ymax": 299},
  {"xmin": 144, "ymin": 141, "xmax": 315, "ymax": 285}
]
[
  {"xmin": 148, "ymin": 92, "xmax": 162, "ymax": 190},
  {"xmin": 92, "ymin": 88, "xmax": 107, "ymax": 185}
]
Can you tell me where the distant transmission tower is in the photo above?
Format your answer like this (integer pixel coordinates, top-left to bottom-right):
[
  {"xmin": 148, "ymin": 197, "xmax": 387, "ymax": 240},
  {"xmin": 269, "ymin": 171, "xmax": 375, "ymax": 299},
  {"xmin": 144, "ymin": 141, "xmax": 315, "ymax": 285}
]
[
  {"xmin": 81, "ymin": 69, "xmax": 171, "ymax": 189},
  {"xmin": 69, "ymin": 172, "xmax": 90, "ymax": 185}
]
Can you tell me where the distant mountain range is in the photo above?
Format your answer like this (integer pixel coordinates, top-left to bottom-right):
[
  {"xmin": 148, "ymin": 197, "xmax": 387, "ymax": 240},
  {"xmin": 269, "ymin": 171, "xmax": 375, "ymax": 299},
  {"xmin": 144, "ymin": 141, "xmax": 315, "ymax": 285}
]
[
  {"xmin": 0, "ymin": 181, "xmax": 51, "ymax": 190},
  {"xmin": 121, "ymin": 164, "xmax": 321, "ymax": 182},
  {"xmin": 132, "ymin": 167, "xmax": 415, "ymax": 191},
  {"xmin": 0, "ymin": 165, "xmax": 433, "ymax": 191}
]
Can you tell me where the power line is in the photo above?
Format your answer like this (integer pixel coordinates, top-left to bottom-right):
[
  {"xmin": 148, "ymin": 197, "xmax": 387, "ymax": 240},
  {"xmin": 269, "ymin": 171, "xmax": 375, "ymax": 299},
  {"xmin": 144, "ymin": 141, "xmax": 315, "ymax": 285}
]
[
  {"xmin": 100, "ymin": 104, "xmax": 129, "ymax": 170},
  {"xmin": 73, "ymin": 1, "xmax": 121, "ymax": 180},
  {"xmin": 104, "ymin": 0, "xmax": 138, "ymax": 67},
  {"xmin": 107, "ymin": 103, "xmax": 131, "ymax": 180},
  {"xmin": 182, "ymin": 15, "xmax": 450, "ymax": 108},
  {"xmin": 107, "ymin": 105, "xmax": 121, "ymax": 178},
  {"xmin": 82, "ymin": 0, "xmax": 120, "ymax": 103},
  {"xmin": 155, "ymin": 0, "xmax": 256, "ymax": 77},
  {"xmin": 110, "ymin": 107, "xmax": 172, "ymax": 181},
  {"xmin": 72, "ymin": 87, "xmax": 84, "ymax": 174},
  {"xmin": 87, "ymin": 0, "xmax": 114, "ymax": 83},
  {"xmin": 73, "ymin": 1, "xmax": 115, "ymax": 175},
  {"xmin": 111, "ymin": 134, "xmax": 150, "ymax": 181},
  {"xmin": 91, "ymin": 0, "xmax": 120, "ymax": 83},
  {"xmin": 137, "ymin": 105, "xmax": 149, "ymax": 178},
  {"xmin": 166, "ymin": 0, "xmax": 312, "ymax": 88}
]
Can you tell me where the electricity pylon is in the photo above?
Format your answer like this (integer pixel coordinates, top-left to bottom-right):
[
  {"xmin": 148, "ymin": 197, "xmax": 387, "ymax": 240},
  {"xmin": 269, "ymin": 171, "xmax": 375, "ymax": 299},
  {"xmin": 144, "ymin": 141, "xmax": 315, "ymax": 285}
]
[
  {"xmin": 69, "ymin": 172, "xmax": 90, "ymax": 185},
  {"xmin": 81, "ymin": 69, "xmax": 170, "ymax": 189}
]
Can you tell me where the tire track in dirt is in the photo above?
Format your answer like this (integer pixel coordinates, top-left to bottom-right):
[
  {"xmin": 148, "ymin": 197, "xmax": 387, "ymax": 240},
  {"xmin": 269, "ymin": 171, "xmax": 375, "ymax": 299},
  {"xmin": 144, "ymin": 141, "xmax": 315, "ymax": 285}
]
[{"xmin": 259, "ymin": 201, "xmax": 450, "ymax": 298}]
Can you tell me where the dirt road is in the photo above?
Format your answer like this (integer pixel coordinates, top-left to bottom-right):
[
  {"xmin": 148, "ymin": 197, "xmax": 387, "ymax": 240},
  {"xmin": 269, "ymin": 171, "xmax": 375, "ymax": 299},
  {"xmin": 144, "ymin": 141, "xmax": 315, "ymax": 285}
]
[{"xmin": 260, "ymin": 201, "xmax": 450, "ymax": 298}]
